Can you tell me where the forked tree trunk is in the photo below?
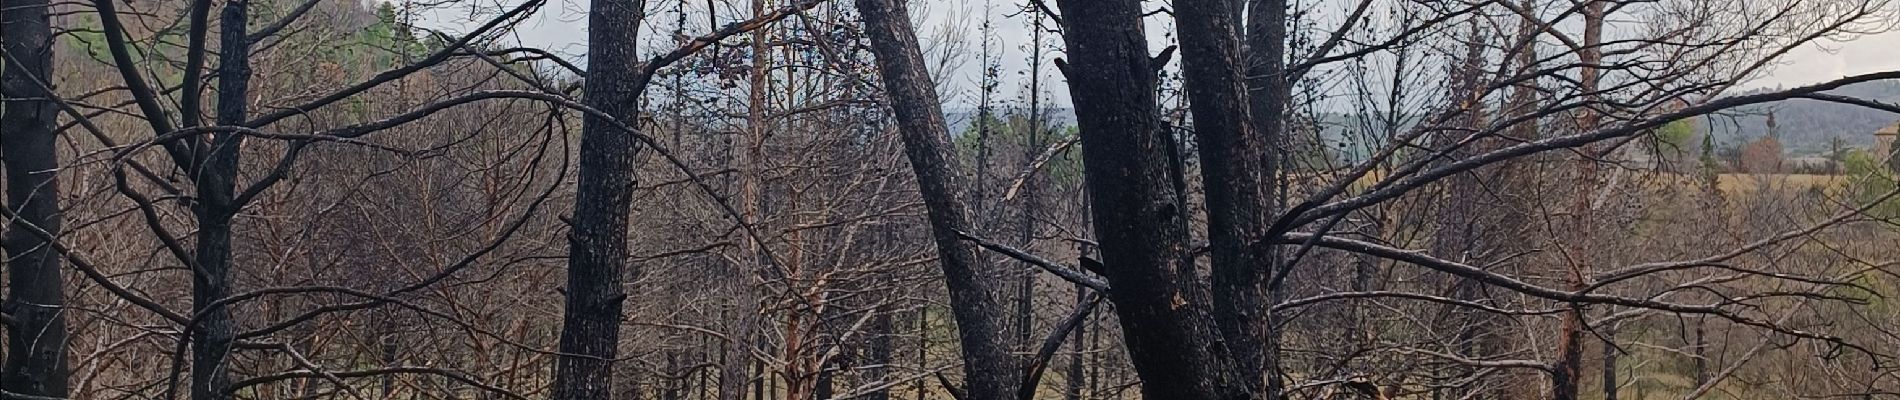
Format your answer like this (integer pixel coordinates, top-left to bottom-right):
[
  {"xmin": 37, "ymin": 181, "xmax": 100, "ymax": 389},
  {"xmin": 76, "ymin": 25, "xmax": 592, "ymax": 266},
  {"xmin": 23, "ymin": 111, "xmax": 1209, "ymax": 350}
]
[{"xmin": 1051, "ymin": 1, "xmax": 1245, "ymax": 398}]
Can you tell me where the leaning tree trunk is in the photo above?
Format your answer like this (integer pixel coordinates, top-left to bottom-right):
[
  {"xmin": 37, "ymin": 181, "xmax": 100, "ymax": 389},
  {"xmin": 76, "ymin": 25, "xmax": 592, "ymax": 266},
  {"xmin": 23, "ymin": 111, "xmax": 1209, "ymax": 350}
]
[
  {"xmin": 855, "ymin": 0, "xmax": 1021, "ymax": 398},
  {"xmin": 0, "ymin": 0, "xmax": 72, "ymax": 394},
  {"xmin": 552, "ymin": 0, "xmax": 645, "ymax": 398},
  {"xmin": 1175, "ymin": 0, "xmax": 1272, "ymax": 396},
  {"xmin": 1051, "ymin": 1, "xmax": 1245, "ymax": 398}
]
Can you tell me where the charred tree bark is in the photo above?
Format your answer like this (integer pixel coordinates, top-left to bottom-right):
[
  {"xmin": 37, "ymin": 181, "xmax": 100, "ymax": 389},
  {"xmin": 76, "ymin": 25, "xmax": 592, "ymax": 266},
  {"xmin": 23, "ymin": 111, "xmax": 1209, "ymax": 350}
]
[
  {"xmin": 856, "ymin": 0, "xmax": 1021, "ymax": 398},
  {"xmin": 186, "ymin": 1, "xmax": 254, "ymax": 398},
  {"xmin": 814, "ymin": 358, "xmax": 836, "ymax": 400},
  {"xmin": 1602, "ymin": 327, "xmax": 1618, "ymax": 400},
  {"xmin": 1175, "ymin": 0, "xmax": 1271, "ymax": 396},
  {"xmin": 1063, "ymin": 280, "xmax": 1086, "ymax": 400},
  {"xmin": 864, "ymin": 310, "xmax": 894, "ymax": 400},
  {"xmin": 1242, "ymin": 0, "xmax": 1290, "ymax": 396},
  {"xmin": 553, "ymin": 0, "xmax": 645, "ymax": 398},
  {"xmin": 0, "ymin": 0, "xmax": 71, "ymax": 393},
  {"xmin": 1052, "ymin": 1, "xmax": 1245, "ymax": 399},
  {"xmin": 1551, "ymin": 312, "xmax": 1584, "ymax": 400}
]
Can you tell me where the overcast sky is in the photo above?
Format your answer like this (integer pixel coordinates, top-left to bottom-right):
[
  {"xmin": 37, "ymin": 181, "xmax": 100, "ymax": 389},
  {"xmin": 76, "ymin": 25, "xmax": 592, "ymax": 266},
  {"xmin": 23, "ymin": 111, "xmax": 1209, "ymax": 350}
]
[{"xmin": 413, "ymin": 0, "xmax": 1900, "ymax": 108}]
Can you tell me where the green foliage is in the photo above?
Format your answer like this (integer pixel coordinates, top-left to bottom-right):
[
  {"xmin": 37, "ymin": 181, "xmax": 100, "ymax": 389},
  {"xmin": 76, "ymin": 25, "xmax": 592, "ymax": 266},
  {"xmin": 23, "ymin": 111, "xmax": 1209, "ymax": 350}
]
[
  {"xmin": 365, "ymin": 3, "xmax": 430, "ymax": 58},
  {"xmin": 315, "ymin": 3, "xmax": 430, "ymax": 73},
  {"xmin": 1699, "ymin": 131, "xmax": 1720, "ymax": 188},
  {"xmin": 1655, "ymin": 119, "xmax": 1695, "ymax": 153},
  {"xmin": 63, "ymin": 15, "xmax": 164, "ymax": 68},
  {"xmin": 1841, "ymin": 148, "xmax": 1900, "ymax": 218},
  {"xmin": 953, "ymin": 112, "xmax": 1086, "ymax": 187}
]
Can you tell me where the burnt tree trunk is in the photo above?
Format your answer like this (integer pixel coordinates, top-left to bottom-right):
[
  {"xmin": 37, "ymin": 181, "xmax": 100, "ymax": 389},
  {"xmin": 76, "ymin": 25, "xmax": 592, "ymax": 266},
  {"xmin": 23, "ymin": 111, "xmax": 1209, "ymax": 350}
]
[
  {"xmin": 856, "ymin": 0, "xmax": 1021, "ymax": 398},
  {"xmin": 1602, "ymin": 326, "xmax": 1618, "ymax": 400},
  {"xmin": 553, "ymin": 0, "xmax": 645, "ymax": 398},
  {"xmin": 1063, "ymin": 282, "xmax": 1086, "ymax": 400},
  {"xmin": 1243, "ymin": 0, "xmax": 1290, "ymax": 396},
  {"xmin": 1175, "ymin": 0, "xmax": 1271, "ymax": 396},
  {"xmin": 0, "ymin": 0, "xmax": 71, "ymax": 393},
  {"xmin": 1052, "ymin": 1, "xmax": 1245, "ymax": 399},
  {"xmin": 863, "ymin": 309, "xmax": 894, "ymax": 400},
  {"xmin": 186, "ymin": 1, "xmax": 254, "ymax": 398}
]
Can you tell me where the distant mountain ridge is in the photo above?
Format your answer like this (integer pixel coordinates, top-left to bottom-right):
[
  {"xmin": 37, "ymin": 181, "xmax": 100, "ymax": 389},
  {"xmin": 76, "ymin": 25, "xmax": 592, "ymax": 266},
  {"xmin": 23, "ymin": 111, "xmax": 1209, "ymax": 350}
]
[
  {"xmin": 942, "ymin": 82, "xmax": 1900, "ymax": 159},
  {"xmin": 1701, "ymin": 81, "xmax": 1900, "ymax": 155}
]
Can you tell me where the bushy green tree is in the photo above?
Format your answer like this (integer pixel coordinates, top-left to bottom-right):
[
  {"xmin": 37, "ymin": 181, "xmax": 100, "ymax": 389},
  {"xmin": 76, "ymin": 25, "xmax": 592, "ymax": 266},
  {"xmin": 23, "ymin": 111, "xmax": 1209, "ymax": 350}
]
[{"xmin": 1655, "ymin": 119, "xmax": 1695, "ymax": 153}]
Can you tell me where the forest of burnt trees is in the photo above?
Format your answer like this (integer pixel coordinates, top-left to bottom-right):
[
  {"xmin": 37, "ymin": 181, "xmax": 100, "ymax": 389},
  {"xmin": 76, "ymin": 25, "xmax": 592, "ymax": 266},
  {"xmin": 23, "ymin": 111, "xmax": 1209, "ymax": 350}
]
[{"xmin": 4, "ymin": 0, "xmax": 1900, "ymax": 398}]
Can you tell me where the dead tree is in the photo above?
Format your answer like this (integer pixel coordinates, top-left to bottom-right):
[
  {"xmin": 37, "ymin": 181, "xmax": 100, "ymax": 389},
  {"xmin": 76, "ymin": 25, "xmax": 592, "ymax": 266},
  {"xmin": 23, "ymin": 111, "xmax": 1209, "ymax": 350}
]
[
  {"xmin": 551, "ymin": 0, "xmax": 646, "ymax": 397},
  {"xmin": 1050, "ymin": 0, "xmax": 1247, "ymax": 398},
  {"xmin": 1176, "ymin": 0, "xmax": 1274, "ymax": 396},
  {"xmin": 0, "ymin": 0, "xmax": 71, "ymax": 394},
  {"xmin": 856, "ymin": 0, "xmax": 1022, "ymax": 397}
]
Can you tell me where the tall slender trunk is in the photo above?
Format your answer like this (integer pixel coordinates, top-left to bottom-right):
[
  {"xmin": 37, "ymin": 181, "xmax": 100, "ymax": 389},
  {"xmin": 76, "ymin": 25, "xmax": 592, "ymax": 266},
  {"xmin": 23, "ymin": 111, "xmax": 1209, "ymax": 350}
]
[
  {"xmin": 855, "ymin": 0, "xmax": 1020, "ymax": 398},
  {"xmin": 1063, "ymin": 282, "xmax": 1086, "ymax": 400},
  {"xmin": 1602, "ymin": 326, "xmax": 1618, "ymax": 400},
  {"xmin": 1176, "ymin": 0, "xmax": 1270, "ymax": 396},
  {"xmin": 186, "ymin": 2, "xmax": 253, "ymax": 398},
  {"xmin": 754, "ymin": 345, "xmax": 767, "ymax": 400},
  {"xmin": 863, "ymin": 309, "xmax": 894, "ymax": 400},
  {"xmin": 1013, "ymin": 78, "xmax": 1040, "ymax": 364},
  {"xmin": 553, "ymin": 0, "xmax": 645, "ymax": 397},
  {"xmin": 663, "ymin": 353, "xmax": 682, "ymax": 400},
  {"xmin": 1553, "ymin": 4, "xmax": 1605, "ymax": 400},
  {"xmin": 1429, "ymin": 23, "xmax": 1501, "ymax": 400},
  {"xmin": 719, "ymin": 2, "xmax": 770, "ymax": 397},
  {"xmin": 1243, "ymin": 1, "xmax": 1289, "ymax": 396},
  {"xmin": 0, "ymin": 0, "xmax": 71, "ymax": 393},
  {"xmin": 1021, "ymin": 5, "xmax": 1049, "ymax": 365},
  {"xmin": 1691, "ymin": 316, "xmax": 1707, "ymax": 386},
  {"xmin": 912, "ymin": 309, "xmax": 925, "ymax": 400},
  {"xmin": 1052, "ymin": 1, "xmax": 1244, "ymax": 398}
]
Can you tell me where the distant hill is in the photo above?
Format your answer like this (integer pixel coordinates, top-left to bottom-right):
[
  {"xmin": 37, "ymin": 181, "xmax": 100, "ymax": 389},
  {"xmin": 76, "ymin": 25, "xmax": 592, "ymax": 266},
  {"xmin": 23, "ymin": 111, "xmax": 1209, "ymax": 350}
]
[
  {"xmin": 1701, "ymin": 81, "xmax": 1900, "ymax": 155},
  {"xmin": 942, "ymin": 83, "xmax": 1900, "ymax": 161}
]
